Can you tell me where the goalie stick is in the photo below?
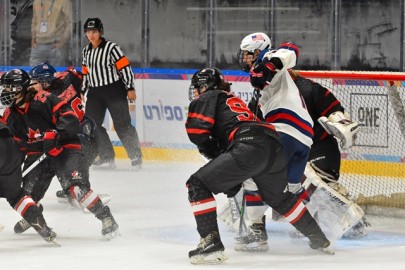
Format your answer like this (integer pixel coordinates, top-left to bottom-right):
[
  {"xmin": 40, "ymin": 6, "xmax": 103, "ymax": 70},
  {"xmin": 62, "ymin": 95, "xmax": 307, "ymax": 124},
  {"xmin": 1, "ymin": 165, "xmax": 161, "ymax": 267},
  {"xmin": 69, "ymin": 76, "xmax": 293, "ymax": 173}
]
[{"xmin": 236, "ymin": 88, "xmax": 262, "ymax": 236}]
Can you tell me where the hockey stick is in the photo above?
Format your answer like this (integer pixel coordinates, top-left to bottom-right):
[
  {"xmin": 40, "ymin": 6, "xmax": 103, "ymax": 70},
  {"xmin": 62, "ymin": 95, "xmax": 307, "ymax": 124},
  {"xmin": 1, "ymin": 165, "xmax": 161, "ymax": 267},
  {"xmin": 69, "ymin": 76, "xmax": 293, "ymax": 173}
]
[
  {"xmin": 237, "ymin": 88, "xmax": 262, "ymax": 235},
  {"xmin": 22, "ymin": 154, "xmax": 47, "ymax": 178}
]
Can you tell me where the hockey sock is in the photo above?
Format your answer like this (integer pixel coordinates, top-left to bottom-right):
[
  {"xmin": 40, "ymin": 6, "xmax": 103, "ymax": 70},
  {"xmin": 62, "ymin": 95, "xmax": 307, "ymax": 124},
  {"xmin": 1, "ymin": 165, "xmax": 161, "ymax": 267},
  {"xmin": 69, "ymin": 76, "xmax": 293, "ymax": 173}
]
[{"xmin": 187, "ymin": 176, "xmax": 219, "ymax": 238}]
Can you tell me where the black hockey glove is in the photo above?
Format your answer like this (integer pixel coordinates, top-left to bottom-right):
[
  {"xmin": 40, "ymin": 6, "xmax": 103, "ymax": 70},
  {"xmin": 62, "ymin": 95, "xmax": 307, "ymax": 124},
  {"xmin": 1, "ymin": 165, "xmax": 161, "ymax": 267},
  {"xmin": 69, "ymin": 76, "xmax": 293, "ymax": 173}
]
[
  {"xmin": 224, "ymin": 183, "xmax": 242, "ymax": 198},
  {"xmin": 247, "ymin": 90, "xmax": 264, "ymax": 120},
  {"xmin": 42, "ymin": 130, "xmax": 63, "ymax": 157},
  {"xmin": 250, "ymin": 62, "xmax": 276, "ymax": 90},
  {"xmin": 198, "ymin": 137, "xmax": 222, "ymax": 160}
]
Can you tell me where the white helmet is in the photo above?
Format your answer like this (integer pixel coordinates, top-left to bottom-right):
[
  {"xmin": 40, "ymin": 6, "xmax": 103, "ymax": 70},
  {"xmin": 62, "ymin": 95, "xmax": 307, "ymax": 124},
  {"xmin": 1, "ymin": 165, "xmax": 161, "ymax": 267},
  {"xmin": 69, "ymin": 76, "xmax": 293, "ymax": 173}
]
[
  {"xmin": 237, "ymin": 32, "xmax": 271, "ymax": 72},
  {"xmin": 239, "ymin": 32, "xmax": 271, "ymax": 53}
]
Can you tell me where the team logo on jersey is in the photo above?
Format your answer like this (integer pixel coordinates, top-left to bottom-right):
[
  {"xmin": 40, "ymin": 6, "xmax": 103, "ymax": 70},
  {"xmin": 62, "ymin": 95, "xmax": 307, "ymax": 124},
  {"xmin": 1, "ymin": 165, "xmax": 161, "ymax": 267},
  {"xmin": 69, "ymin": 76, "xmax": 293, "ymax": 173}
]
[
  {"xmin": 71, "ymin": 170, "xmax": 82, "ymax": 180},
  {"xmin": 27, "ymin": 128, "xmax": 42, "ymax": 143}
]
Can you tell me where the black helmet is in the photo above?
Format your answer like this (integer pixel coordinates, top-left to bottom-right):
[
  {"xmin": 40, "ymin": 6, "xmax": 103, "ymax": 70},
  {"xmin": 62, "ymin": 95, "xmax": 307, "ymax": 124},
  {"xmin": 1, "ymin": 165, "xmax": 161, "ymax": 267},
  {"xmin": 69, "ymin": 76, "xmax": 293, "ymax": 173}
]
[
  {"xmin": 84, "ymin": 18, "xmax": 104, "ymax": 34},
  {"xmin": 0, "ymin": 69, "xmax": 31, "ymax": 107},
  {"xmin": 189, "ymin": 68, "xmax": 224, "ymax": 101},
  {"xmin": 29, "ymin": 62, "xmax": 56, "ymax": 83}
]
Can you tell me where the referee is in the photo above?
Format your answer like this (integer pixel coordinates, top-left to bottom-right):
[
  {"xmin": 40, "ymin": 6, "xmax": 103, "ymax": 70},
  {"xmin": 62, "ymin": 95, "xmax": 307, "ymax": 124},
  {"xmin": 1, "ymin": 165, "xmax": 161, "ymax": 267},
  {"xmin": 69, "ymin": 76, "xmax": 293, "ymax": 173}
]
[{"xmin": 81, "ymin": 17, "xmax": 142, "ymax": 169}]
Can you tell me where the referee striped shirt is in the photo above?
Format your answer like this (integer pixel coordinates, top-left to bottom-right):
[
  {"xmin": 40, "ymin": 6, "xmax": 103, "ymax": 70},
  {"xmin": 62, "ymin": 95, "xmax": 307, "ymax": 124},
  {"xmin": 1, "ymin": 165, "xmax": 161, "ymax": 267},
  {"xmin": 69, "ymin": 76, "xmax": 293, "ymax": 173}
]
[{"xmin": 81, "ymin": 38, "xmax": 136, "ymax": 92}]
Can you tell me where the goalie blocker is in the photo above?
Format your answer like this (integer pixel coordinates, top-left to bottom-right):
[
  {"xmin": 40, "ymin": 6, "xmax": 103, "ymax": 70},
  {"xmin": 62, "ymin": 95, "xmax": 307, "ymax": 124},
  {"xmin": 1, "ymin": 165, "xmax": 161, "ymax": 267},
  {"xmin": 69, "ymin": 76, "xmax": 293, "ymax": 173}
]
[{"xmin": 318, "ymin": 111, "xmax": 359, "ymax": 150}]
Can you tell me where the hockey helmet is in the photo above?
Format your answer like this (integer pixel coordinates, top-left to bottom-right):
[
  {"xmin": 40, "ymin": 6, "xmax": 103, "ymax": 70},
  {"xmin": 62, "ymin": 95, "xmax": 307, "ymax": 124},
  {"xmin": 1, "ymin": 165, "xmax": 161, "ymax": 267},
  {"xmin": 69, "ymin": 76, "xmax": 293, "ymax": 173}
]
[
  {"xmin": 237, "ymin": 32, "xmax": 271, "ymax": 72},
  {"xmin": 29, "ymin": 62, "xmax": 56, "ymax": 83},
  {"xmin": 189, "ymin": 68, "xmax": 224, "ymax": 101},
  {"xmin": 0, "ymin": 69, "xmax": 31, "ymax": 107},
  {"xmin": 84, "ymin": 18, "xmax": 104, "ymax": 34}
]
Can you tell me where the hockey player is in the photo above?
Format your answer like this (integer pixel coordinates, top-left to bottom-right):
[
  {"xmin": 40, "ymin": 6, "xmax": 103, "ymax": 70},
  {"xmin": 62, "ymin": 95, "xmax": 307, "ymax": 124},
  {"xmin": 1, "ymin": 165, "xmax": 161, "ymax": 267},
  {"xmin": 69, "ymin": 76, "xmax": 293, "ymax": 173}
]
[
  {"xmin": 0, "ymin": 68, "xmax": 119, "ymax": 239},
  {"xmin": 223, "ymin": 33, "xmax": 363, "ymax": 251},
  {"xmin": 0, "ymin": 121, "xmax": 57, "ymax": 244},
  {"xmin": 28, "ymin": 63, "xmax": 98, "ymax": 202},
  {"xmin": 232, "ymin": 37, "xmax": 315, "ymax": 252},
  {"xmin": 185, "ymin": 67, "xmax": 332, "ymax": 264}
]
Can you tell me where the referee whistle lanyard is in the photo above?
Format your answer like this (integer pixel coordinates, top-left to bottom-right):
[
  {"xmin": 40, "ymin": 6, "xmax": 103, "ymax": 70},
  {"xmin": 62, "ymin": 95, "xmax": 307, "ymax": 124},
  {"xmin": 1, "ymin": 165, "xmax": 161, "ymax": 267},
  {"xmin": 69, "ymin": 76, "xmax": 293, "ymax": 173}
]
[{"xmin": 40, "ymin": 0, "xmax": 56, "ymax": 18}]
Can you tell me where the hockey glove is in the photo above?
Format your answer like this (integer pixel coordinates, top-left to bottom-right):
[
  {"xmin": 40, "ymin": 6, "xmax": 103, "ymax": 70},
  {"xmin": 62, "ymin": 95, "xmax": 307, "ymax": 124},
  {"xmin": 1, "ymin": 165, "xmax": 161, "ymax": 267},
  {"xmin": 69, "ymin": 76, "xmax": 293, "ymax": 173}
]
[
  {"xmin": 250, "ymin": 62, "xmax": 276, "ymax": 90},
  {"xmin": 224, "ymin": 183, "xmax": 242, "ymax": 198},
  {"xmin": 318, "ymin": 111, "xmax": 360, "ymax": 150},
  {"xmin": 42, "ymin": 130, "xmax": 63, "ymax": 157}
]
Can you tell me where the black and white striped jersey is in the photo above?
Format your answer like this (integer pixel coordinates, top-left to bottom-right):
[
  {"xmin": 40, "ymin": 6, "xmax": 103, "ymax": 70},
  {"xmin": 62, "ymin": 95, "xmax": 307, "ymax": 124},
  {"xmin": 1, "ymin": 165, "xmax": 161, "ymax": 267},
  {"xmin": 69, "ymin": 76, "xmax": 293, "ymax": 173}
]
[{"xmin": 81, "ymin": 38, "xmax": 135, "ymax": 92}]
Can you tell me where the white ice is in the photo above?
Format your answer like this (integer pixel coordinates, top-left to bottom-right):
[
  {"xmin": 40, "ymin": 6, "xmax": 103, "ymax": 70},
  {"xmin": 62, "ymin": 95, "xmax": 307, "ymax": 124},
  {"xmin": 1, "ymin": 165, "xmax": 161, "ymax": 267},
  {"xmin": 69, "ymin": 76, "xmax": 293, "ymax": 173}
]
[{"xmin": 0, "ymin": 160, "xmax": 404, "ymax": 270}]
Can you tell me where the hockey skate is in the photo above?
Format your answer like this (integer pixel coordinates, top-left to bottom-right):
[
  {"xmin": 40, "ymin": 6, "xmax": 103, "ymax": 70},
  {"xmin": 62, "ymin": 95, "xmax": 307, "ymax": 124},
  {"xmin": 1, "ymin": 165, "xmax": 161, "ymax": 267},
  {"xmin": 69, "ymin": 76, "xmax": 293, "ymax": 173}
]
[
  {"xmin": 29, "ymin": 218, "xmax": 59, "ymax": 246},
  {"xmin": 234, "ymin": 222, "xmax": 269, "ymax": 252},
  {"xmin": 92, "ymin": 157, "xmax": 116, "ymax": 170},
  {"xmin": 97, "ymin": 206, "xmax": 120, "ymax": 240},
  {"xmin": 130, "ymin": 156, "xmax": 142, "ymax": 170},
  {"xmin": 342, "ymin": 217, "xmax": 370, "ymax": 239},
  {"xmin": 189, "ymin": 231, "xmax": 228, "ymax": 264},
  {"xmin": 14, "ymin": 218, "xmax": 31, "ymax": 234},
  {"xmin": 307, "ymin": 232, "xmax": 334, "ymax": 255}
]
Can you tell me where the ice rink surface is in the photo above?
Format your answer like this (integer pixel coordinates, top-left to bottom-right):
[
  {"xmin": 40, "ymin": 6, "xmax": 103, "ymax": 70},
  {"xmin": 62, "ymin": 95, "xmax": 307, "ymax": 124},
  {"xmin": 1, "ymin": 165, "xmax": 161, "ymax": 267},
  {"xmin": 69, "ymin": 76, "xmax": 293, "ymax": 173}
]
[{"xmin": 0, "ymin": 160, "xmax": 404, "ymax": 270}]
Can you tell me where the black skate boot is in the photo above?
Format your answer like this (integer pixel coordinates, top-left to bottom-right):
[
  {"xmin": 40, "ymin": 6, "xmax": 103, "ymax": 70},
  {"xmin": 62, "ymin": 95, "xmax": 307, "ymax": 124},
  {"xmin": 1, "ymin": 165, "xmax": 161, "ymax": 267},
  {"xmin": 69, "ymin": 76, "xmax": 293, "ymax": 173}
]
[
  {"xmin": 96, "ymin": 206, "xmax": 120, "ymax": 239},
  {"xmin": 30, "ymin": 217, "xmax": 58, "ymax": 245},
  {"xmin": 189, "ymin": 231, "xmax": 228, "ymax": 264},
  {"xmin": 14, "ymin": 204, "xmax": 44, "ymax": 234},
  {"xmin": 307, "ymin": 232, "xmax": 334, "ymax": 255},
  {"xmin": 234, "ymin": 218, "xmax": 269, "ymax": 252},
  {"xmin": 14, "ymin": 219, "xmax": 31, "ymax": 234},
  {"xmin": 56, "ymin": 190, "xmax": 69, "ymax": 203}
]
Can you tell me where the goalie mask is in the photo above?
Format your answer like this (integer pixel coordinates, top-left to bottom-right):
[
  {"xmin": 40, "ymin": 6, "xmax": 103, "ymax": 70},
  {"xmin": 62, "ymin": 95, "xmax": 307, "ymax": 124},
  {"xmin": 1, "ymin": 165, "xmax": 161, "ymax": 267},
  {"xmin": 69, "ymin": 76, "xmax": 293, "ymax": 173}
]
[
  {"xmin": 29, "ymin": 62, "xmax": 57, "ymax": 90},
  {"xmin": 0, "ymin": 69, "xmax": 31, "ymax": 108},
  {"xmin": 188, "ymin": 68, "xmax": 224, "ymax": 101},
  {"xmin": 237, "ymin": 32, "xmax": 271, "ymax": 72}
]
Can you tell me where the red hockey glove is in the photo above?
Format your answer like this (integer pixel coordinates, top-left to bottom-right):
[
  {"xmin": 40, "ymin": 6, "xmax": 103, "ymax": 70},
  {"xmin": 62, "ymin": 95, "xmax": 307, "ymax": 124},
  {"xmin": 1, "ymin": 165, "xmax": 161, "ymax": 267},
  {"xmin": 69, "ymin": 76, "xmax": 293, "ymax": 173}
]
[
  {"xmin": 42, "ymin": 130, "xmax": 63, "ymax": 157},
  {"xmin": 250, "ymin": 62, "xmax": 276, "ymax": 90}
]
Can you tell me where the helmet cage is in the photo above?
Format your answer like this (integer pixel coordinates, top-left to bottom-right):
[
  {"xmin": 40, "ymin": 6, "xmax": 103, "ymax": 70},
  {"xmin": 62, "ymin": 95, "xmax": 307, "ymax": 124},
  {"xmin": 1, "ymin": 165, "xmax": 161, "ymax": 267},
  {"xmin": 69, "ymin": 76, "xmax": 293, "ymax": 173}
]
[{"xmin": 0, "ymin": 85, "xmax": 23, "ymax": 107}]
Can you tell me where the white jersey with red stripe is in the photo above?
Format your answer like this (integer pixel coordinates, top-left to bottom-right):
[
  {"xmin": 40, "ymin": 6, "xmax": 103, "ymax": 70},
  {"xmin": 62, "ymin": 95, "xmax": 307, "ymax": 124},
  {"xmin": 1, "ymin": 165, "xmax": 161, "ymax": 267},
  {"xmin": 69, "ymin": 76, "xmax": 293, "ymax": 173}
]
[{"xmin": 259, "ymin": 48, "xmax": 314, "ymax": 147}]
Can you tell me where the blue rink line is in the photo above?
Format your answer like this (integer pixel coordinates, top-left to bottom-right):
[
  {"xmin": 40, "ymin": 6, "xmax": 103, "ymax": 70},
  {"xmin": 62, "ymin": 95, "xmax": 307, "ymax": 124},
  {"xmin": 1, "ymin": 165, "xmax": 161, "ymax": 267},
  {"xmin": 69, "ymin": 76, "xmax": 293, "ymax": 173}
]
[
  {"xmin": 335, "ymin": 231, "xmax": 405, "ymax": 249},
  {"xmin": 0, "ymin": 66, "xmax": 248, "ymax": 76}
]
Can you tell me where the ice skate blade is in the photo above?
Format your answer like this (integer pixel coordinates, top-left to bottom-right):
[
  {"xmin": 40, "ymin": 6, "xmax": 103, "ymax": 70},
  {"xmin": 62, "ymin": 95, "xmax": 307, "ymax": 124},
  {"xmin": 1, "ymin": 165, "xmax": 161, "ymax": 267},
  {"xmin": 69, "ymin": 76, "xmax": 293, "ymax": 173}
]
[
  {"xmin": 50, "ymin": 239, "xmax": 61, "ymax": 247},
  {"xmin": 319, "ymin": 246, "xmax": 335, "ymax": 255},
  {"xmin": 234, "ymin": 242, "xmax": 269, "ymax": 252},
  {"xmin": 103, "ymin": 230, "xmax": 121, "ymax": 240},
  {"xmin": 189, "ymin": 251, "xmax": 228, "ymax": 265}
]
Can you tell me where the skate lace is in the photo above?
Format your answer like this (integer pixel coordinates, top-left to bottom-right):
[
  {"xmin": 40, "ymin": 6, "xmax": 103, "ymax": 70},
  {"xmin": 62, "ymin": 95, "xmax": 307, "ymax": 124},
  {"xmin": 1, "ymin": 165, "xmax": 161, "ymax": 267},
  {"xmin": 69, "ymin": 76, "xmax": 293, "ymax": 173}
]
[
  {"xmin": 236, "ymin": 224, "xmax": 267, "ymax": 243},
  {"xmin": 198, "ymin": 232, "xmax": 219, "ymax": 249},
  {"xmin": 102, "ymin": 217, "xmax": 113, "ymax": 229}
]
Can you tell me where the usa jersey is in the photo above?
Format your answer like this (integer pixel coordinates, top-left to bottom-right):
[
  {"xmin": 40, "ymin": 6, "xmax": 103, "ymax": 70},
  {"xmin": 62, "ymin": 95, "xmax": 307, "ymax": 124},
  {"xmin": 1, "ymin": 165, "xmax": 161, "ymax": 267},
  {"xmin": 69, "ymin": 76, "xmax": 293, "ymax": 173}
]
[
  {"xmin": 0, "ymin": 90, "xmax": 81, "ymax": 155},
  {"xmin": 186, "ymin": 89, "xmax": 276, "ymax": 157},
  {"xmin": 260, "ymin": 48, "xmax": 314, "ymax": 147}
]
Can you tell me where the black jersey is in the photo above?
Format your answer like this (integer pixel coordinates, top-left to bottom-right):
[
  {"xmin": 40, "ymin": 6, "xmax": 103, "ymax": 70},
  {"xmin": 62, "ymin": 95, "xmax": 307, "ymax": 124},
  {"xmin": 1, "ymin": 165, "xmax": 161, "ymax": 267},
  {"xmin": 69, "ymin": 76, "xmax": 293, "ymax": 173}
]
[
  {"xmin": 186, "ymin": 89, "xmax": 276, "ymax": 158},
  {"xmin": 51, "ymin": 69, "xmax": 85, "ymax": 121},
  {"xmin": 0, "ymin": 90, "xmax": 81, "ymax": 155},
  {"xmin": 293, "ymin": 76, "xmax": 345, "ymax": 143}
]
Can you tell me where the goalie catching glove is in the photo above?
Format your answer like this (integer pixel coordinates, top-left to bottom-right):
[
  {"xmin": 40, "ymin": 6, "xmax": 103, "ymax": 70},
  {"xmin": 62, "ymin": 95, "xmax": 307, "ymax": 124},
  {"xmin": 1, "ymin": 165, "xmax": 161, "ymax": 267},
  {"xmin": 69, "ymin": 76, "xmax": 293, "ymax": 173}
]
[{"xmin": 318, "ymin": 111, "xmax": 359, "ymax": 150}]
